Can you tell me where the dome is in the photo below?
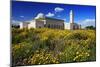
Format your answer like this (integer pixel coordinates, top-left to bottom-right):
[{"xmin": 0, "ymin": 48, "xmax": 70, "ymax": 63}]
[{"xmin": 35, "ymin": 13, "xmax": 45, "ymax": 19}]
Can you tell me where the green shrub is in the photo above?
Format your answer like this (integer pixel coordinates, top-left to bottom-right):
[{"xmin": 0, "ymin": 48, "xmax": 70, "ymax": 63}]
[{"xmin": 12, "ymin": 28, "xmax": 96, "ymax": 66}]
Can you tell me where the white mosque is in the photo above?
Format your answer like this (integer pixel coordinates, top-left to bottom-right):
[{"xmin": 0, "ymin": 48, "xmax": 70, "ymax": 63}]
[{"xmin": 20, "ymin": 10, "xmax": 81, "ymax": 30}]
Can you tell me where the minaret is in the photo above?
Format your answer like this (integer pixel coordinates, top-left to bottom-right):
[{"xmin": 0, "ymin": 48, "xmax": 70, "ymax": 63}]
[
  {"xmin": 70, "ymin": 10, "xmax": 74, "ymax": 30},
  {"xmin": 70, "ymin": 10, "xmax": 74, "ymax": 23}
]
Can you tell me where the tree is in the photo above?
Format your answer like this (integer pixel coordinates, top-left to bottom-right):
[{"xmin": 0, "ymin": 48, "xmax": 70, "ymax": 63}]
[{"xmin": 85, "ymin": 26, "xmax": 95, "ymax": 30}]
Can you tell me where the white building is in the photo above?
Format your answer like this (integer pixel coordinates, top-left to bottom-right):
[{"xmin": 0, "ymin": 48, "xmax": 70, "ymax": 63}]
[{"xmin": 20, "ymin": 10, "xmax": 81, "ymax": 30}]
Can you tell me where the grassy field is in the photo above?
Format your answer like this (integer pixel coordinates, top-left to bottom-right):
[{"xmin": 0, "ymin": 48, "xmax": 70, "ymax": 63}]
[{"xmin": 12, "ymin": 28, "xmax": 96, "ymax": 66}]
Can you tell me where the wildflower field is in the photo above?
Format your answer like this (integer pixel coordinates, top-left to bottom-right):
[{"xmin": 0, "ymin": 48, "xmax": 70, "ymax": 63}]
[{"xmin": 12, "ymin": 28, "xmax": 96, "ymax": 66}]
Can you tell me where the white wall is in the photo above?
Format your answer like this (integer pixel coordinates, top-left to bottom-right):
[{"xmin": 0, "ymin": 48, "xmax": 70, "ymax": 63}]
[
  {"xmin": 64, "ymin": 22, "xmax": 70, "ymax": 30},
  {"xmin": 20, "ymin": 22, "xmax": 24, "ymax": 29},
  {"xmin": 28, "ymin": 20, "xmax": 36, "ymax": 29},
  {"xmin": 20, "ymin": 22, "xmax": 28, "ymax": 29}
]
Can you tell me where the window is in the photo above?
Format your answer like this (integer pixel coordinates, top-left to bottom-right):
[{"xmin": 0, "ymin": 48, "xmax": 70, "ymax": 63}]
[{"xmin": 48, "ymin": 24, "xmax": 50, "ymax": 28}]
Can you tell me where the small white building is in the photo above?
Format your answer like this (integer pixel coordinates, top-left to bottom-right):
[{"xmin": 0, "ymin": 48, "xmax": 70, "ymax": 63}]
[{"xmin": 20, "ymin": 10, "xmax": 81, "ymax": 30}]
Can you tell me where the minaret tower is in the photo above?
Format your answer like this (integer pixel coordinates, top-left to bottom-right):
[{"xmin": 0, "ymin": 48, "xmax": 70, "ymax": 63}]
[
  {"xmin": 70, "ymin": 10, "xmax": 74, "ymax": 23},
  {"xmin": 70, "ymin": 10, "xmax": 74, "ymax": 30}
]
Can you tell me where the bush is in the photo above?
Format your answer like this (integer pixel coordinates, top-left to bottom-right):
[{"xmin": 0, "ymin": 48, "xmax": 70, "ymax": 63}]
[
  {"xmin": 28, "ymin": 49, "xmax": 59, "ymax": 65},
  {"xmin": 12, "ymin": 28, "xmax": 96, "ymax": 66}
]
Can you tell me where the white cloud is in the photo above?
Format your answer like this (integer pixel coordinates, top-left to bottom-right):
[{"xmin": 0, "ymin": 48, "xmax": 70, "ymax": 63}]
[
  {"xmin": 11, "ymin": 20, "xmax": 19, "ymax": 23},
  {"xmin": 80, "ymin": 19, "xmax": 95, "ymax": 28},
  {"xmin": 46, "ymin": 12, "xmax": 54, "ymax": 17},
  {"xmin": 11, "ymin": 20, "xmax": 21, "ymax": 25},
  {"xmin": 63, "ymin": 18, "xmax": 66, "ymax": 21},
  {"xmin": 54, "ymin": 7, "xmax": 64, "ymax": 12},
  {"xmin": 35, "ymin": 13, "xmax": 45, "ymax": 19},
  {"xmin": 20, "ymin": 15, "xmax": 24, "ymax": 18}
]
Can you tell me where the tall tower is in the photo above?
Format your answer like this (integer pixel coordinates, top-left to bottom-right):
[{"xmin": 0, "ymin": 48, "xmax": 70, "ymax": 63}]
[
  {"xmin": 70, "ymin": 10, "xmax": 74, "ymax": 23},
  {"xmin": 70, "ymin": 10, "xmax": 74, "ymax": 30}
]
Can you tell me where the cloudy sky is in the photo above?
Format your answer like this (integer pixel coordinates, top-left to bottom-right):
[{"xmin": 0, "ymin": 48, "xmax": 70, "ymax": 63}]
[{"xmin": 11, "ymin": 1, "xmax": 96, "ymax": 27}]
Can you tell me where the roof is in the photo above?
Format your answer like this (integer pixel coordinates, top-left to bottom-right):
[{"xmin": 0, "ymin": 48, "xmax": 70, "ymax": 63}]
[{"xmin": 45, "ymin": 17, "xmax": 64, "ymax": 21}]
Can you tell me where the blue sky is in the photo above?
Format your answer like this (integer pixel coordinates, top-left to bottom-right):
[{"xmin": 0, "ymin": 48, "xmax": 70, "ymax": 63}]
[{"xmin": 11, "ymin": 1, "xmax": 96, "ymax": 27}]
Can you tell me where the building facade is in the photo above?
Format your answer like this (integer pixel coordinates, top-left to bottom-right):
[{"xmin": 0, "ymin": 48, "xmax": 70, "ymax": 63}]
[
  {"xmin": 20, "ymin": 17, "xmax": 64, "ymax": 30},
  {"xmin": 20, "ymin": 10, "xmax": 81, "ymax": 30}
]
